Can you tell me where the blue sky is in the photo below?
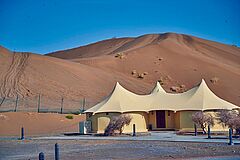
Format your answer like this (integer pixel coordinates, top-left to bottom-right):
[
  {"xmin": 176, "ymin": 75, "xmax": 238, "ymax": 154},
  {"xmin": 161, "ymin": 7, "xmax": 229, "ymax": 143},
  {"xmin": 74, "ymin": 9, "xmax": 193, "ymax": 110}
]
[{"xmin": 0, "ymin": 0, "xmax": 239, "ymax": 54}]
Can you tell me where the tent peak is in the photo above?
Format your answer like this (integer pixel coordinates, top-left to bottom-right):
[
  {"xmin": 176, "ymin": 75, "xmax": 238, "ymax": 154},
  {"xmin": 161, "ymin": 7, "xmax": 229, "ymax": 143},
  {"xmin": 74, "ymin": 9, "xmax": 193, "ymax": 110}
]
[
  {"xmin": 201, "ymin": 79, "xmax": 206, "ymax": 84},
  {"xmin": 151, "ymin": 81, "xmax": 166, "ymax": 93},
  {"xmin": 199, "ymin": 79, "xmax": 208, "ymax": 88}
]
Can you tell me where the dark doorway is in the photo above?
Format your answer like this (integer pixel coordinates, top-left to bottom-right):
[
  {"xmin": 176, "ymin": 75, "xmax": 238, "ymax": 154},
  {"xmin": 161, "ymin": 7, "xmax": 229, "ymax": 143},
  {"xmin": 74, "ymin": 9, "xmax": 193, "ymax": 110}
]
[{"xmin": 156, "ymin": 110, "xmax": 166, "ymax": 128}]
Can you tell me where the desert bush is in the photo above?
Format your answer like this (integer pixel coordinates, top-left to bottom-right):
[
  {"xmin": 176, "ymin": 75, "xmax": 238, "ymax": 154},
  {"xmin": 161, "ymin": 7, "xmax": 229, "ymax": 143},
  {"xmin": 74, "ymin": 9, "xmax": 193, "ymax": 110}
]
[
  {"xmin": 132, "ymin": 70, "xmax": 137, "ymax": 75},
  {"xmin": 210, "ymin": 77, "xmax": 219, "ymax": 84},
  {"xmin": 65, "ymin": 114, "xmax": 74, "ymax": 119},
  {"xmin": 180, "ymin": 84, "xmax": 186, "ymax": 89},
  {"xmin": 192, "ymin": 111, "xmax": 215, "ymax": 134},
  {"xmin": 158, "ymin": 77, "xmax": 164, "ymax": 85},
  {"xmin": 115, "ymin": 53, "xmax": 125, "ymax": 59},
  {"xmin": 143, "ymin": 72, "xmax": 148, "ymax": 75},
  {"xmin": 104, "ymin": 114, "xmax": 132, "ymax": 136},
  {"xmin": 170, "ymin": 86, "xmax": 180, "ymax": 92},
  {"xmin": 137, "ymin": 73, "xmax": 144, "ymax": 79}
]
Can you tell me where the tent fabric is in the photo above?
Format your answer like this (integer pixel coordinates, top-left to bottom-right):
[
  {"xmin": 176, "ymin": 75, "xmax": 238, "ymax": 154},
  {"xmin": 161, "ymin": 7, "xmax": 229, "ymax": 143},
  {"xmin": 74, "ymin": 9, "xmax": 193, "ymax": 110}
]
[{"xmin": 85, "ymin": 79, "xmax": 239, "ymax": 114}]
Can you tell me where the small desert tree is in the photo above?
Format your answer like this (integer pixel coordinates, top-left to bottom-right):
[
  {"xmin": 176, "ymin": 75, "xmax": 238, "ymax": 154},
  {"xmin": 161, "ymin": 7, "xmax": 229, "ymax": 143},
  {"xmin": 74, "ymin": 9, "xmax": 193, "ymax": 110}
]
[
  {"xmin": 192, "ymin": 111, "xmax": 215, "ymax": 134},
  {"xmin": 216, "ymin": 110, "xmax": 236, "ymax": 128},
  {"xmin": 217, "ymin": 109, "xmax": 240, "ymax": 134},
  {"xmin": 104, "ymin": 114, "xmax": 132, "ymax": 136}
]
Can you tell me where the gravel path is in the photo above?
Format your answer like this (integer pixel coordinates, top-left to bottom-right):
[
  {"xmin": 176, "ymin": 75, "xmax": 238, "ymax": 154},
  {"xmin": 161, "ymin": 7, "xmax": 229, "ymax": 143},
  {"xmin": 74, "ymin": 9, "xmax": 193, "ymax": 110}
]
[{"xmin": 0, "ymin": 139, "xmax": 240, "ymax": 160}]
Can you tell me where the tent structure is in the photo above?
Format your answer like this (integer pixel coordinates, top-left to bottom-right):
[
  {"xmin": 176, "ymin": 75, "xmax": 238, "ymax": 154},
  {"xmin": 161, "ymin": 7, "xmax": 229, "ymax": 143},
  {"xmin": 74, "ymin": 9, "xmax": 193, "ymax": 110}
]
[
  {"xmin": 85, "ymin": 79, "xmax": 239, "ymax": 133},
  {"xmin": 86, "ymin": 79, "xmax": 239, "ymax": 114}
]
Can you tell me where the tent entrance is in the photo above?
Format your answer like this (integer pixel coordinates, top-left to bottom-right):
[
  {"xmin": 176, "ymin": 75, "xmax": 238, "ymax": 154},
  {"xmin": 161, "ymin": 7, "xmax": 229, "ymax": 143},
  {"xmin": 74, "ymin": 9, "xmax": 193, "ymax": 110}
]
[{"xmin": 156, "ymin": 110, "xmax": 166, "ymax": 128}]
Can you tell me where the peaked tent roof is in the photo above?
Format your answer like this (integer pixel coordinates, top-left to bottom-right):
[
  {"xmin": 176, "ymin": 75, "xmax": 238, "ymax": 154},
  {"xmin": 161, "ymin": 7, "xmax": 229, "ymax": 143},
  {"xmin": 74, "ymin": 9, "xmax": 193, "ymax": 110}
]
[
  {"xmin": 151, "ymin": 81, "xmax": 166, "ymax": 94},
  {"xmin": 85, "ymin": 79, "xmax": 239, "ymax": 114}
]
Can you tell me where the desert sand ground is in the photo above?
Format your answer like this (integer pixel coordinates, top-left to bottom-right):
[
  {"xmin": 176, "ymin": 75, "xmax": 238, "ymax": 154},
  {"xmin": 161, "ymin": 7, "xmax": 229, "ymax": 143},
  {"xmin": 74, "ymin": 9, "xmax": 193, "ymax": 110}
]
[
  {"xmin": 0, "ymin": 112, "xmax": 85, "ymax": 137},
  {"xmin": 0, "ymin": 139, "xmax": 240, "ymax": 160}
]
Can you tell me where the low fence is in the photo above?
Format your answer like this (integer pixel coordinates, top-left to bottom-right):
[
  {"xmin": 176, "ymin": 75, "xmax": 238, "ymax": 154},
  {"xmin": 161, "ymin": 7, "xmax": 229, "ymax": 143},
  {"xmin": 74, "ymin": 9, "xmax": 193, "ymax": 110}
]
[{"xmin": 0, "ymin": 95, "xmax": 95, "ymax": 114}]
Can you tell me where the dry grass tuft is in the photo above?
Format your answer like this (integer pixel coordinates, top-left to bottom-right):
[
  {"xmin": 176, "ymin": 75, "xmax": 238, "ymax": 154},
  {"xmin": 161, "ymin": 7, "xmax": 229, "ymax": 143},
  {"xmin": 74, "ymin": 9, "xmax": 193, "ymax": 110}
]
[
  {"xmin": 131, "ymin": 70, "xmax": 137, "ymax": 75},
  {"xmin": 180, "ymin": 84, "xmax": 186, "ymax": 89},
  {"xmin": 137, "ymin": 73, "xmax": 145, "ymax": 79},
  {"xmin": 170, "ymin": 86, "xmax": 180, "ymax": 92},
  {"xmin": 210, "ymin": 77, "xmax": 219, "ymax": 84},
  {"xmin": 115, "ymin": 53, "xmax": 125, "ymax": 59},
  {"xmin": 65, "ymin": 115, "xmax": 74, "ymax": 119},
  {"xmin": 158, "ymin": 77, "xmax": 165, "ymax": 85}
]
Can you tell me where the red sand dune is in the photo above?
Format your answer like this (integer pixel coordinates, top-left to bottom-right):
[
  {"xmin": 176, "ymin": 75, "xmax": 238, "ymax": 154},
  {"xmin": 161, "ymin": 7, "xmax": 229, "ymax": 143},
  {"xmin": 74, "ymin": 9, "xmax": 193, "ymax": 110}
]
[
  {"xmin": 48, "ymin": 33, "xmax": 240, "ymax": 107},
  {"xmin": 1, "ymin": 33, "xmax": 240, "ymax": 108}
]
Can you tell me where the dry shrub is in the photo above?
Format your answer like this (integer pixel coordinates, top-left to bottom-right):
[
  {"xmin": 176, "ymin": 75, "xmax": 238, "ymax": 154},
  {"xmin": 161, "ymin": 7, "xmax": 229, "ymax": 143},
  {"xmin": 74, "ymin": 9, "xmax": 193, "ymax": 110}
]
[
  {"xmin": 137, "ymin": 73, "xmax": 144, "ymax": 79},
  {"xmin": 158, "ymin": 58, "xmax": 163, "ymax": 61},
  {"xmin": 132, "ymin": 70, "xmax": 137, "ymax": 75},
  {"xmin": 65, "ymin": 115, "xmax": 74, "ymax": 119},
  {"xmin": 170, "ymin": 86, "xmax": 180, "ymax": 92},
  {"xmin": 104, "ymin": 114, "xmax": 132, "ymax": 136},
  {"xmin": 180, "ymin": 84, "xmax": 186, "ymax": 89},
  {"xmin": 158, "ymin": 80, "xmax": 164, "ymax": 85},
  {"xmin": 143, "ymin": 72, "xmax": 148, "ymax": 75},
  {"xmin": 178, "ymin": 84, "xmax": 186, "ymax": 92},
  {"xmin": 115, "ymin": 53, "xmax": 125, "ymax": 59},
  {"xmin": 192, "ymin": 111, "xmax": 215, "ymax": 134},
  {"xmin": 210, "ymin": 77, "xmax": 219, "ymax": 84}
]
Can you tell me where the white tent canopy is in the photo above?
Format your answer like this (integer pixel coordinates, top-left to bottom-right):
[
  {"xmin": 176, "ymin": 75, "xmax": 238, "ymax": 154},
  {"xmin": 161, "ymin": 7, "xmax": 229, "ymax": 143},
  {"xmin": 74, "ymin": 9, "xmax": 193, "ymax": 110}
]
[{"xmin": 85, "ymin": 79, "xmax": 239, "ymax": 114}]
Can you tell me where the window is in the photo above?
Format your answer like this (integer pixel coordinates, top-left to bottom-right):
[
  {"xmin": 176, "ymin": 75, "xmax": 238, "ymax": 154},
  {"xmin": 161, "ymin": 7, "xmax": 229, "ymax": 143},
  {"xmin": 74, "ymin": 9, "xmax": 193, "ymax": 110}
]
[{"xmin": 88, "ymin": 113, "xmax": 92, "ymax": 118}]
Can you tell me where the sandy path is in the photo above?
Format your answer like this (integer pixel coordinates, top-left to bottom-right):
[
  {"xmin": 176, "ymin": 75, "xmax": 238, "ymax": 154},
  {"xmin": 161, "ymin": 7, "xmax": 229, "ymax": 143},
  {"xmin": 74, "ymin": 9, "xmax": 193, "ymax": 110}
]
[{"xmin": 0, "ymin": 53, "xmax": 30, "ymax": 97}]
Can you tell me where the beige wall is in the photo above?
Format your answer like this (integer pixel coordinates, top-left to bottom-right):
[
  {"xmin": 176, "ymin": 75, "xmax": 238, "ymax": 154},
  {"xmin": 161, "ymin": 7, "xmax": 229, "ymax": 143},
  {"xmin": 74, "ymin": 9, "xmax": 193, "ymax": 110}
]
[
  {"xmin": 122, "ymin": 112, "xmax": 148, "ymax": 133},
  {"xmin": 148, "ymin": 111, "xmax": 156, "ymax": 129},
  {"xmin": 178, "ymin": 111, "xmax": 228, "ymax": 131},
  {"xmin": 174, "ymin": 112, "xmax": 180, "ymax": 129},
  {"xmin": 166, "ymin": 111, "xmax": 175, "ymax": 128},
  {"xmin": 87, "ymin": 112, "xmax": 148, "ymax": 133},
  {"xmin": 179, "ymin": 111, "xmax": 196, "ymax": 130},
  {"xmin": 87, "ymin": 110, "xmax": 229, "ymax": 133}
]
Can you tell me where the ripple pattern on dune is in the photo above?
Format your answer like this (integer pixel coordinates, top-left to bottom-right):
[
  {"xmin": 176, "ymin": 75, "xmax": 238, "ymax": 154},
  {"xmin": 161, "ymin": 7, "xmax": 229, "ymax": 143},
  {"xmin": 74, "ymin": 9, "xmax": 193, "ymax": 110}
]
[{"xmin": 0, "ymin": 53, "xmax": 30, "ymax": 97}]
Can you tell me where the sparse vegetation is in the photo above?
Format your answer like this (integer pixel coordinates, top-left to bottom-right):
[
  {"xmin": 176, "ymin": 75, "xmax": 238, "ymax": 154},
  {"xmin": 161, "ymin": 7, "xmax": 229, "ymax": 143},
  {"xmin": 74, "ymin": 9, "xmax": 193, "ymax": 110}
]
[
  {"xmin": 65, "ymin": 114, "xmax": 74, "ymax": 119},
  {"xmin": 115, "ymin": 53, "xmax": 125, "ymax": 59},
  {"xmin": 180, "ymin": 84, "xmax": 186, "ymax": 89},
  {"xmin": 210, "ymin": 77, "xmax": 219, "ymax": 84},
  {"xmin": 137, "ymin": 73, "xmax": 145, "ymax": 79},
  {"xmin": 131, "ymin": 70, "xmax": 148, "ymax": 79},
  {"xmin": 131, "ymin": 70, "xmax": 137, "ymax": 75},
  {"xmin": 192, "ymin": 111, "xmax": 215, "ymax": 134},
  {"xmin": 158, "ymin": 78, "xmax": 164, "ymax": 85},
  {"xmin": 104, "ymin": 114, "xmax": 132, "ymax": 136},
  {"xmin": 170, "ymin": 86, "xmax": 180, "ymax": 92}
]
